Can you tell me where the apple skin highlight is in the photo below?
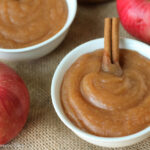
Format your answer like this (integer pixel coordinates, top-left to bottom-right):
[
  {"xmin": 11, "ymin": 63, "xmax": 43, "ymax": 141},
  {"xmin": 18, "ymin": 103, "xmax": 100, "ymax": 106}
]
[
  {"xmin": 0, "ymin": 63, "xmax": 29, "ymax": 145},
  {"xmin": 117, "ymin": 0, "xmax": 150, "ymax": 44}
]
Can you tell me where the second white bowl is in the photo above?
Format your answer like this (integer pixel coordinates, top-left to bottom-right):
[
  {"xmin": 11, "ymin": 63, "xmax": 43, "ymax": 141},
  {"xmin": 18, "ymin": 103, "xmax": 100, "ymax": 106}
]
[
  {"xmin": 0, "ymin": 0, "xmax": 77, "ymax": 62},
  {"xmin": 51, "ymin": 38, "xmax": 150, "ymax": 148}
]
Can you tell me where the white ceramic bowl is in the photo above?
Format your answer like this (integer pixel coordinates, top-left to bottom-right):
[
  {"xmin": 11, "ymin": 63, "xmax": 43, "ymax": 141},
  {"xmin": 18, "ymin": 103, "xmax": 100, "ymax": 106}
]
[
  {"xmin": 0, "ymin": 0, "xmax": 77, "ymax": 62},
  {"xmin": 51, "ymin": 38, "xmax": 150, "ymax": 148}
]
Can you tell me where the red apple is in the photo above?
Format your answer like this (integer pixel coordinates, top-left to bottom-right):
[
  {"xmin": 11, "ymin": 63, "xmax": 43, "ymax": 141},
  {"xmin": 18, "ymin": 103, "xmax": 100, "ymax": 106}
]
[
  {"xmin": 0, "ymin": 63, "xmax": 29, "ymax": 145},
  {"xmin": 117, "ymin": 0, "xmax": 150, "ymax": 44}
]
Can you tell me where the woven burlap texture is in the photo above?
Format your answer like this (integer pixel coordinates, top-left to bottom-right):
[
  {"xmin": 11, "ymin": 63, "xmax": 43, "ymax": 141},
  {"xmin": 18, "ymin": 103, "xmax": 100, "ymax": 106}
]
[{"xmin": 1, "ymin": 1, "xmax": 150, "ymax": 150}]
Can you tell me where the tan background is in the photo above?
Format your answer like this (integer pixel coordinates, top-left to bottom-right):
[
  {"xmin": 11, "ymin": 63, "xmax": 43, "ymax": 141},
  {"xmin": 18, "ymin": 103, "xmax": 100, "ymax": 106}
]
[{"xmin": 1, "ymin": 1, "xmax": 150, "ymax": 150}]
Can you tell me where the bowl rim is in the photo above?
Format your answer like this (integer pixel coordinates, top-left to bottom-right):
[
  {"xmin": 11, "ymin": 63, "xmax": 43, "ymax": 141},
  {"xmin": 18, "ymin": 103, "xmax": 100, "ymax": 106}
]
[
  {"xmin": 0, "ymin": 0, "xmax": 77, "ymax": 53},
  {"xmin": 51, "ymin": 37, "xmax": 150, "ymax": 143}
]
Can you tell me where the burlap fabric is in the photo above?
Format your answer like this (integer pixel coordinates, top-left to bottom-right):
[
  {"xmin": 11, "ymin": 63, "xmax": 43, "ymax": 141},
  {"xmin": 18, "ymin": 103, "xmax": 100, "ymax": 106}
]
[{"xmin": 1, "ymin": 1, "xmax": 150, "ymax": 150}]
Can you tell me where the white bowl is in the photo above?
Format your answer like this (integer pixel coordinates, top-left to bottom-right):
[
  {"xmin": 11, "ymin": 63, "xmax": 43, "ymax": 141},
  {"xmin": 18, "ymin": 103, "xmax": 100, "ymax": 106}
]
[
  {"xmin": 51, "ymin": 38, "xmax": 150, "ymax": 148},
  {"xmin": 0, "ymin": 0, "xmax": 77, "ymax": 62}
]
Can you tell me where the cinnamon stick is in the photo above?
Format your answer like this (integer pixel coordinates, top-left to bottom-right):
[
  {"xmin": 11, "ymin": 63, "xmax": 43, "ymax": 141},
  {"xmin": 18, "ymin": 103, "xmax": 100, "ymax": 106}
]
[
  {"xmin": 104, "ymin": 18, "xmax": 112, "ymax": 64},
  {"xmin": 102, "ymin": 17, "xmax": 122, "ymax": 76},
  {"xmin": 112, "ymin": 18, "xmax": 119, "ymax": 64}
]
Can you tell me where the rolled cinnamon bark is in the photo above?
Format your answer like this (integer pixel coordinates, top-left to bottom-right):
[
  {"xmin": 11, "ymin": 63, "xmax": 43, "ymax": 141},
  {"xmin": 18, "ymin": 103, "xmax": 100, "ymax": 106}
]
[
  {"xmin": 112, "ymin": 18, "xmax": 119, "ymax": 64},
  {"xmin": 104, "ymin": 18, "xmax": 112, "ymax": 64},
  {"xmin": 102, "ymin": 17, "xmax": 122, "ymax": 76},
  {"xmin": 102, "ymin": 18, "xmax": 112, "ymax": 72}
]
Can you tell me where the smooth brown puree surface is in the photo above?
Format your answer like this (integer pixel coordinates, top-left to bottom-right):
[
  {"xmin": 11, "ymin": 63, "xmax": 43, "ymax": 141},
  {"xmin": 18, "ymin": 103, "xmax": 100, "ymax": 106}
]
[
  {"xmin": 61, "ymin": 49, "xmax": 150, "ymax": 137},
  {"xmin": 0, "ymin": 0, "xmax": 67, "ymax": 49}
]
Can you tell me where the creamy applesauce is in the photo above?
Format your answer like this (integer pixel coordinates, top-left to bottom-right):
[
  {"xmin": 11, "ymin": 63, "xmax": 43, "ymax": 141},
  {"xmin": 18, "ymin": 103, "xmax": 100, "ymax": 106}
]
[
  {"xmin": 61, "ymin": 49, "xmax": 150, "ymax": 137},
  {"xmin": 0, "ymin": 0, "xmax": 67, "ymax": 48}
]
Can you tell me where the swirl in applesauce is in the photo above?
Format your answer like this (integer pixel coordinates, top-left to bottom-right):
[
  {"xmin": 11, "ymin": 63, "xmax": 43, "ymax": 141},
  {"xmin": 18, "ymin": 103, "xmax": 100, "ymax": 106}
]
[
  {"xmin": 0, "ymin": 0, "xmax": 67, "ymax": 48},
  {"xmin": 61, "ymin": 49, "xmax": 150, "ymax": 137}
]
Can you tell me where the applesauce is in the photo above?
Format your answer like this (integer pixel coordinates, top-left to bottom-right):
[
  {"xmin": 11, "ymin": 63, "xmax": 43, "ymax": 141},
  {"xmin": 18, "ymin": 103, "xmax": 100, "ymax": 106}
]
[
  {"xmin": 61, "ymin": 49, "xmax": 150, "ymax": 137},
  {"xmin": 0, "ymin": 0, "xmax": 67, "ymax": 49}
]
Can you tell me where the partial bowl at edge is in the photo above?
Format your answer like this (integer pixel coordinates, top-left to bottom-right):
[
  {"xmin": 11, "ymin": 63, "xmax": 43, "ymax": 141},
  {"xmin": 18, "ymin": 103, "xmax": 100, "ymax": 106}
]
[{"xmin": 0, "ymin": 0, "xmax": 77, "ymax": 62}]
